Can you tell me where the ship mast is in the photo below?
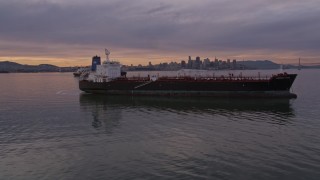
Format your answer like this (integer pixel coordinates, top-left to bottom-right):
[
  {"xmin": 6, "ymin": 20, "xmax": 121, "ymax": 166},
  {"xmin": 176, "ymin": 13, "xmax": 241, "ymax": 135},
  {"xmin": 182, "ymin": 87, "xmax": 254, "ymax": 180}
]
[
  {"xmin": 105, "ymin": 49, "xmax": 110, "ymax": 62},
  {"xmin": 298, "ymin": 57, "xmax": 301, "ymax": 70}
]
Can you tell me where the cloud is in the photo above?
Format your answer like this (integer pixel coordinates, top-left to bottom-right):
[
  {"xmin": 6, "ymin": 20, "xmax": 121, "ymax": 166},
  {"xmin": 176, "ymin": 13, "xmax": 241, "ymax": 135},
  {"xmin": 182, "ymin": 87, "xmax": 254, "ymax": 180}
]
[{"xmin": 0, "ymin": 0, "xmax": 319, "ymax": 64}]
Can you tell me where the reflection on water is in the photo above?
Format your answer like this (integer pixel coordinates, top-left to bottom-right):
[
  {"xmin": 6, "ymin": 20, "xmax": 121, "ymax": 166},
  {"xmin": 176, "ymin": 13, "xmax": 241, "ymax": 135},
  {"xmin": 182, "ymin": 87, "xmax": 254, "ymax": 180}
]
[
  {"xmin": 80, "ymin": 94, "xmax": 122, "ymax": 132},
  {"xmin": 80, "ymin": 94, "xmax": 295, "ymax": 130}
]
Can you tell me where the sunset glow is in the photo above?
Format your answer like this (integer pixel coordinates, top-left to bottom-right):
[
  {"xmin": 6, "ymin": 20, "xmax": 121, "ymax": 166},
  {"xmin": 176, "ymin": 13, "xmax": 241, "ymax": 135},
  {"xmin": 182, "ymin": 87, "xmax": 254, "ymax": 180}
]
[{"xmin": 1, "ymin": 0, "xmax": 319, "ymax": 66}]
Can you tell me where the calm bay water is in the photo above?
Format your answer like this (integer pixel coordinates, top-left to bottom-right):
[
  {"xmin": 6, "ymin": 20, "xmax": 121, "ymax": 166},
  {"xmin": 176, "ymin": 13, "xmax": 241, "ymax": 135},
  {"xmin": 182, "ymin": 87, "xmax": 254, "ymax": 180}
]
[{"xmin": 0, "ymin": 69, "xmax": 320, "ymax": 179}]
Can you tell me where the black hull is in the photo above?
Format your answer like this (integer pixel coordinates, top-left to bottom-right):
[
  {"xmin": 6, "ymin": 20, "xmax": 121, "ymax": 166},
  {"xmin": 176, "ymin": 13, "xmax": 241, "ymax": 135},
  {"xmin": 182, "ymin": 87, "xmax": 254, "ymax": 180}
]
[{"xmin": 79, "ymin": 74, "xmax": 297, "ymax": 98}]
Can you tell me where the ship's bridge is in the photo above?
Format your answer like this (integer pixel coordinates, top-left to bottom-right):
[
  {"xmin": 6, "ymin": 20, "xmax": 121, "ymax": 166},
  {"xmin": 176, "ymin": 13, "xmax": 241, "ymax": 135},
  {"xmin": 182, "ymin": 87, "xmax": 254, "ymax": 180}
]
[{"xmin": 96, "ymin": 60, "xmax": 121, "ymax": 79}]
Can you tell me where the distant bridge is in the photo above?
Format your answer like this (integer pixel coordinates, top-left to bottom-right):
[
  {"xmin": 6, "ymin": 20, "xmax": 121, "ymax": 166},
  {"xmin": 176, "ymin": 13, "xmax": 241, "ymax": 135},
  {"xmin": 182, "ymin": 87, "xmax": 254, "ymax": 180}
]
[{"xmin": 289, "ymin": 62, "xmax": 320, "ymax": 66}]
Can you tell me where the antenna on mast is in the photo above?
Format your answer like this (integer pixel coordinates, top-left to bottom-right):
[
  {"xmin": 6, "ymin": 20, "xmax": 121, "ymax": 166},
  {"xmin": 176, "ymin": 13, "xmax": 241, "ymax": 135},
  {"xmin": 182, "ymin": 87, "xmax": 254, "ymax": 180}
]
[{"xmin": 105, "ymin": 48, "xmax": 110, "ymax": 62}]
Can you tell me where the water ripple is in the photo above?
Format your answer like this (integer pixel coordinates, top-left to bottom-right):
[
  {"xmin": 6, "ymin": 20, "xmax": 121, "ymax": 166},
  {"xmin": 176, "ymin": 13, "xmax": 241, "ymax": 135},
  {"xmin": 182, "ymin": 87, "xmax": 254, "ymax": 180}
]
[{"xmin": 1, "ymin": 72, "xmax": 320, "ymax": 179}]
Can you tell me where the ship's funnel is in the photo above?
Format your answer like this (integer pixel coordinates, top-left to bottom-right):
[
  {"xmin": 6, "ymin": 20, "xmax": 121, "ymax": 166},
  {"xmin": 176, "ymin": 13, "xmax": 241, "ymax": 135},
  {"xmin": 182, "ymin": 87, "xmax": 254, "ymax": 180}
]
[{"xmin": 91, "ymin": 56, "xmax": 101, "ymax": 71}]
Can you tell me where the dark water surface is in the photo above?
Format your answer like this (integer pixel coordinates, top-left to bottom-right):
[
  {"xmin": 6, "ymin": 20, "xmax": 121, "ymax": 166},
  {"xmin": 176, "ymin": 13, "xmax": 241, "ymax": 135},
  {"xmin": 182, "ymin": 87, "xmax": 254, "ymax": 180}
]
[{"xmin": 1, "ymin": 70, "xmax": 320, "ymax": 180}]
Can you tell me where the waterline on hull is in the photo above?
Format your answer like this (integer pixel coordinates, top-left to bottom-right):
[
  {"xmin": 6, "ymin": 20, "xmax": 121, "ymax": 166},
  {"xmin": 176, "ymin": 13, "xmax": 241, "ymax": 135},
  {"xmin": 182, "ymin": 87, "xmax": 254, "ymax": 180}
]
[{"xmin": 81, "ymin": 90, "xmax": 297, "ymax": 98}]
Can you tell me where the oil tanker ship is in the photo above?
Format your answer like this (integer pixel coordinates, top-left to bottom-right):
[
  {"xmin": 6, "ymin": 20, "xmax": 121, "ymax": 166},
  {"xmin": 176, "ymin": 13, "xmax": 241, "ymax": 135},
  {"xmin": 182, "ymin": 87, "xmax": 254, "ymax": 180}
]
[{"xmin": 79, "ymin": 50, "xmax": 297, "ymax": 98}]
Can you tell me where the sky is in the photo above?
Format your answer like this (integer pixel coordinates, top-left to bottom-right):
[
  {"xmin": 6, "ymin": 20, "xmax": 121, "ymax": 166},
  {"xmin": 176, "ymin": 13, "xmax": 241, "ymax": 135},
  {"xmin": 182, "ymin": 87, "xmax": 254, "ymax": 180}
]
[{"xmin": 0, "ymin": 0, "xmax": 320, "ymax": 66}]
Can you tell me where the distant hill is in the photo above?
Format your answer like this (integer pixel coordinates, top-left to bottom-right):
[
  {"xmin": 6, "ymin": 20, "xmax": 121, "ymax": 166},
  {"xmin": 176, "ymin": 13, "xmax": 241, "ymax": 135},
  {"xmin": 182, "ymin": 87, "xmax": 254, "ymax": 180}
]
[
  {"xmin": 238, "ymin": 60, "xmax": 320, "ymax": 70},
  {"xmin": 0, "ymin": 61, "xmax": 24, "ymax": 71},
  {"xmin": 0, "ymin": 61, "xmax": 60, "ymax": 72},
  {"xmin": 238, "ymin": 60, "xmax": 281, "ymax": 69},
  {"xmin": 0, "ymin": 61, "xmax": 78, "ymax": 72}
]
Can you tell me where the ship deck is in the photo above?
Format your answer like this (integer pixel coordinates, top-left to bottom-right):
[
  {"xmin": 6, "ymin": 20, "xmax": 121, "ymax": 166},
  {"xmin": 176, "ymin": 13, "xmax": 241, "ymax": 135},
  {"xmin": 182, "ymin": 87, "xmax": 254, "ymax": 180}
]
[{"xmin": 116, "ymin": 75, "xmax": 276, "ymax": 82}]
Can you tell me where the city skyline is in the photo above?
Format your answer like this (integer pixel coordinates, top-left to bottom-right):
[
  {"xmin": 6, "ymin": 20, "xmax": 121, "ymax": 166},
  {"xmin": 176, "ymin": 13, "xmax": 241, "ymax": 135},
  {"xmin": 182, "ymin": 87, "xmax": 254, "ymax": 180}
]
[{"xmin": 1, "ymin": 0, "xmax": 320, "ymax": 66}]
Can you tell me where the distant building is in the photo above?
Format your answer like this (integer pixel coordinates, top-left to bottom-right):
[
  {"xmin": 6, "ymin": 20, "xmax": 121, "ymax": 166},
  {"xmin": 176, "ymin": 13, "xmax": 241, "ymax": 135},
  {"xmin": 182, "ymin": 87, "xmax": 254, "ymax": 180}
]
[
  {"xmin": 214, "ymin": 58, "xmax": 219, "ymax": 68},
  {"xmin": 232, "ymin": 59, "xmax": 237, "ymax": 69},
  {"xmin": 181, "ymin": 60, "xmax": 186, "ymax": 68},
  {"xmin": 203, "ymin": 58, "xmax": 210, "ymax": 69},
  {"xmin": 187, "ymin": 58, "xmax": 193, "ymax": 69},
  {"xmin": 194, "ymin": 56, "xmax": 201, "ymax": 69}
]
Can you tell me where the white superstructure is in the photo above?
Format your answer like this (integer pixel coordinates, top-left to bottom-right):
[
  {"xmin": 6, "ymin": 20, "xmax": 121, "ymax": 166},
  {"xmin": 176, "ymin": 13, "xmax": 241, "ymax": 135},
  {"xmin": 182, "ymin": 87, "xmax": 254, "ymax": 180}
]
[{"xmin": 85, "ymin": 49, "xmax": 122, "ymax": 82}]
